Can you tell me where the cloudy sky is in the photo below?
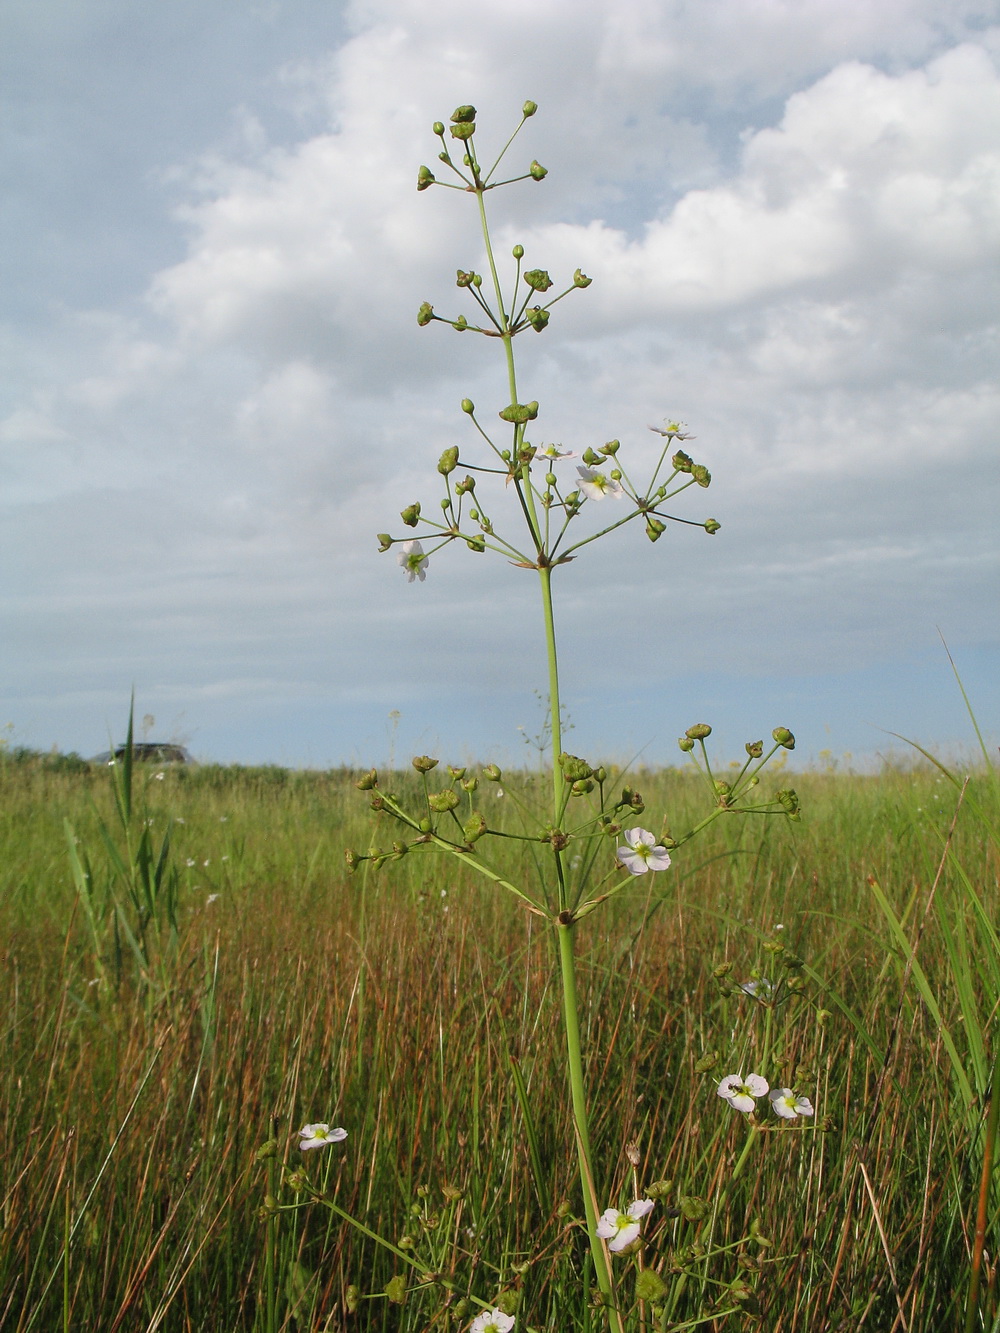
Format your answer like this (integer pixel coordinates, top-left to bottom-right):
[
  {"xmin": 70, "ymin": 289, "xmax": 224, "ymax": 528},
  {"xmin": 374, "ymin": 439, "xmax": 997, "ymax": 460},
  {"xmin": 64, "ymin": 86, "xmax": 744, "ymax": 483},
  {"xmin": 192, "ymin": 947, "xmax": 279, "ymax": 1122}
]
[{"xmin": 3, "ymin": 0, "xmax": 998, "ymax": 770}]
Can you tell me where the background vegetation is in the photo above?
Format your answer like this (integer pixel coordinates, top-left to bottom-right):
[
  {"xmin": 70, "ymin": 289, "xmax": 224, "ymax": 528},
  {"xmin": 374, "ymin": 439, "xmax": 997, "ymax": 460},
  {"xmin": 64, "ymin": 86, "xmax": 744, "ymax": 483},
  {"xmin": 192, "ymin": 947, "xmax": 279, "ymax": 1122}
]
[{"xmin": 1, "ymin": 747, "xmax": 997, "ymax": 1331}]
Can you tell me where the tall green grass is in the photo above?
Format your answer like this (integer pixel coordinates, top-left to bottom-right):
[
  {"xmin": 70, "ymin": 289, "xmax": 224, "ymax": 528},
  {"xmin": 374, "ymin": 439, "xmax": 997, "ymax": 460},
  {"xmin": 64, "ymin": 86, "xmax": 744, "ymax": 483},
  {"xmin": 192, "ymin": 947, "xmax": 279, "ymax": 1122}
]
[{"xmin": 1, "ymin": 753, "xmax": 997, "ymax": 1329}]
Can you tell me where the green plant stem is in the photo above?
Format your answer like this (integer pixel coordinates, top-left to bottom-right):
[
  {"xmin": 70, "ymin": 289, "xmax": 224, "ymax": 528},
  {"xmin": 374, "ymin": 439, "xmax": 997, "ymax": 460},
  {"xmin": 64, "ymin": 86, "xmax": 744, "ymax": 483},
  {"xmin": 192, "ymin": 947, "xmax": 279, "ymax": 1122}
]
[
  {"xmin": 965, "ymin": 1042, "xmax": 1000, "ymax": 1333},
  {"xmin": 557, "ymin": 920, "xmax": 623, "ymax": 1333}
]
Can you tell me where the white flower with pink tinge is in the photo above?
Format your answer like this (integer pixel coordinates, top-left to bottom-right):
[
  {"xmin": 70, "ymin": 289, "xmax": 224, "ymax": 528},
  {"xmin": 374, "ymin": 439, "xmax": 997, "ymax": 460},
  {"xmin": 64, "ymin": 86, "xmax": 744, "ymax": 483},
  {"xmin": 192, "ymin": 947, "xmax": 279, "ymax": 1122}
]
[
  {"xmin": 398, "ymin": 540, "xmax": 428, "ymax": 582},
  {"xmin": 297, "ymin": 1123, "xmax": 347, "ymax": 1151},
  {"xmin": 616, "ymin": 828, "xmax": 672, "ymax": 876},
  {"xmin": 596, "ymin": 1198, "xmax": 655, "ymax": 1252},
  {"xmin": 469, "ymin": 1310, "xmax": 515, "ymax": 1333},
  {"xmin": 717, "ymin": 1073, "xmax": 769, "ymax": 1114},
  {"xmin": 576, "ymin": 466, "xmax": 624, "ymax": 500},
  {"xmin": 769, "ymin": 1088, "xmax": 814, "ymax": 1120}
]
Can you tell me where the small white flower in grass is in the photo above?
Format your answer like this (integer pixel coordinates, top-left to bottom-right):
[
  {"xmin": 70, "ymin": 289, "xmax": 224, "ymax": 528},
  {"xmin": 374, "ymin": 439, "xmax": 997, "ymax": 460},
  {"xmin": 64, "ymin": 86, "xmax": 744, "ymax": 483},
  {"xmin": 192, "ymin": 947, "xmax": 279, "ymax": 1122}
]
[
  {"xmin": 616, "ymin": 828, "xmax": 672, "ymax": 876},
  {"xmin": 717, "ymin": 1073, "xmax": 769, "ymax": 1114},
  {"xmin": 398, "ymin": 539, "xmax": 428, "ymax": 582},
  {"xmin": 739, "ymin": 977, "xmax": 775, "ymax": 1000},
  {"xmin": 469, "ymin": 1309, "xmax": 515, "ymax": 1333},
  {"xmin": 297, "ymin": 1123, "xmax": 348, "ymax": 1151},
  {"xmin": 769, "ymin": 1088, "xmax": 814, "ymax": 1120},
  {"xmin": 576, "ymin": 466, "xmax": 624, "ymax": 501},
  {"xmin": 597, "ymin": 1198, "xmax": 655, "ymax": 1252}
]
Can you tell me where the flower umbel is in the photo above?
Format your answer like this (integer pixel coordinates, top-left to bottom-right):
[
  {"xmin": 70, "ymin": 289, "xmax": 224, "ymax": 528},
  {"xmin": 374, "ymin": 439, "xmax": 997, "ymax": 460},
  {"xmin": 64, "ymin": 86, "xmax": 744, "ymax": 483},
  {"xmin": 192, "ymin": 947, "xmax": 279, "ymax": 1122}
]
[
  {"xmin": 576, "ymin": 465, "xmax": 624, "ymax": 500},
  {"xmin": 297, "ymin": 1123, "xmax": 348, "ymax": 1151},
  {"xmin": 596, "ymin": 1198, "xmax": 655, "ymax": 1253},
  {"xmin": 616, "ymin": 828, "xmax": 672, "ymax": 876},
  {"xmin": 469, "ymin": 1310, "xmax": 516, "ymax": 1333},
  {"xmin": 398, "ymin": 540, "xmax": 429, "ymax": 582},
  {"xmin": 717, "ymin": 1073, "xmax": 769, "ymax": 1114},
  {"xmin": 769, "ymin": 1088, "xmax": 815, "ymax": 1120}
]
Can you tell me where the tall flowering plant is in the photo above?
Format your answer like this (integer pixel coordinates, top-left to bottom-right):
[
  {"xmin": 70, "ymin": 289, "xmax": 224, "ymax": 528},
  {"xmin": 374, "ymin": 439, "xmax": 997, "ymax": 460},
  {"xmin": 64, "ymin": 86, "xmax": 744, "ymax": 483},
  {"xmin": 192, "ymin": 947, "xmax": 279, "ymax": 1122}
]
[{"xmin": 343, "ymin": 102, "xmax": 801, "ymax": 1330}]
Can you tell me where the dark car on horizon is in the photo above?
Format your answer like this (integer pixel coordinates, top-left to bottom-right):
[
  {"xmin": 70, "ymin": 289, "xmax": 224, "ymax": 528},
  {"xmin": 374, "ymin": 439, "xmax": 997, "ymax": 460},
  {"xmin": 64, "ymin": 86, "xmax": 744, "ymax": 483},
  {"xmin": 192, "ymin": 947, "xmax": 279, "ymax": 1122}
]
[{"xmin": 90, "ymin": 742, "xmax": 195, "ymax": 766}]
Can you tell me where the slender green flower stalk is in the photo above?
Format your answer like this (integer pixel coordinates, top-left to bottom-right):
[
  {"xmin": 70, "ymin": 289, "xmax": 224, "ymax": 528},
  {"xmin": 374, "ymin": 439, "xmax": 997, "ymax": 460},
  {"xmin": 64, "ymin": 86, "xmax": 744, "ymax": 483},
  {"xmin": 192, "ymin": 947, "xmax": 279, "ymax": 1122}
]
[{"xmin": 349, "ymin": 101, "xmax": 803, "ymax": 1329}]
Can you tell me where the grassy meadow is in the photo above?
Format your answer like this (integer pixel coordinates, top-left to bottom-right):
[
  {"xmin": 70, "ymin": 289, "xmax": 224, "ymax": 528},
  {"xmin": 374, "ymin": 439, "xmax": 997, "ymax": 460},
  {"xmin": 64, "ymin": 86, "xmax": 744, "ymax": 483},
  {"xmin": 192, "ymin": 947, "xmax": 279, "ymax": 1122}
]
[{"xmin": 2, "ymin": 748, "xmax": 998, "ymax": 1331}]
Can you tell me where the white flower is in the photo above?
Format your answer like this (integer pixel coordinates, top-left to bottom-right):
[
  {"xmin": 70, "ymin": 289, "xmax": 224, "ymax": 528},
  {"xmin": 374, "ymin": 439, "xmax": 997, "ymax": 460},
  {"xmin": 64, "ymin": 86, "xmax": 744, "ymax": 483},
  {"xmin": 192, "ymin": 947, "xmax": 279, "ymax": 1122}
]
[
  {"xmin": 537, "ymin": 443, "xmax": 578, "ymax": 460},
  {"xmin": 648, "ymin": 419, "xmax": 694, "ymax": 440},
  {"xmin": 769, "ymin": 1088, "xmax": 814, "ymax": 1120},
  {"xmin": 297, "ymin": 1123, "xmax": 348, "ymax": 1151},
  {"xmin": 739, "ymin": 977, "xmax": 775, "ymax": 1001},
  {"xmin": 616, "ymin": 828, "xmax": 672, "ymax": 876},
  {"xmin": 576, "ymin": 466, "xmax": 624, "ymax": 501},
  {"xmin": 717, "ymin": 1073, "xmax": 769, "ymax": 1114},
  {"xmin": 469, "ymin": 1310, "xmax": 515, "ymax": 1333},
  {"xmin": 398, "ymin": 540, "xmax": 429, "ymax": 582},
  {"xmin": 596, "ymin": 1198, "xmax": 655, "ymax": 1253}
]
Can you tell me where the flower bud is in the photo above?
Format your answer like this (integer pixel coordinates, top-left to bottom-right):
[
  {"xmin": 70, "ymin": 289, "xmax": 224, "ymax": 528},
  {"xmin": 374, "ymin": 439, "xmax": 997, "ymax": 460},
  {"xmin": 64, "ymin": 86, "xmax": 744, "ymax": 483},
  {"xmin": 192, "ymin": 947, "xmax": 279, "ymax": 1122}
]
[
  {"xmin": 412, "ymin": 755, "xmax": 439, "ymax": 773},
  {"xmin": 450, "ymin": 105, "xmax": 476, "ymax": 123},
  {"xmin": 559, "ymin": 752, "xmax": 594, "ymax": 781},
  {"xmin": 428, "ymin": 789, "xmax": 459, "ymax": 813},
  {"xmin": 600, "ymin": 439, "xmax": 620, "ymax": 456},
  {"xmin": 692, "ymin": 464, "xmax": 711, "ymax": 488},
  {"xmin": 704, "ymin": 518, "xmax": 721, "ymax": 534},
  {"xmin": 417, "ymin": 302, "xmax": 434, "ymax": 326},
  {"xmin": 385, "ymin": 1275, "xmax": 407, "ymax": 1305},
  {"xmin": 772, "ymin": 727, "xmax": 795, "ymax": 749},
  {"xmin": 678, "ymin": 736, "xmax": 695, "ymax": 752},
  {"xmin": 461, "ymin": 775, "xmax": 478, "ymax": 792},
  {"xmin": 376, "ymin": 533, "xmax": 393, "ymax": 552},
  {"xmin": 450, "ymin": 122, "xmax": 475, "ymax": 141},
  {"xmin": 522, "ymin": 100, "xmax": 538, "ymax": 117},
  {"xmin": 512, "ymin": 243, "xmax": 524, "ymax": 259},
  {"xmin": 356, "ymin": 769, "xmax": 378, "ymax": 790},
  {"xmin": 466, "ymin": 535, "xmax": 485, "ymax": 552},
  {"xmin": 685, "ymin": 723, "xmax": 712, "ymax": 740},
  {"xmin": 345, "ymin": 1285, "xmax": 361, "ymax": 1313},
  {"xmin": 529, "ymin": 160, "xmax": 547, "ymax": 180},
  {"xmin": 483, "ymin": 763, "xmax": 502, "ymax": 782},
  {"xmin": 400, "ymin": 503, "xmax": 420, "ymax": 527},
  {"xmin": 645, "ymin": 1178, "xmax": 673, "ymax": 1200},
  {"xmin": 526, "ymin": 306, "xmax": 550, "ymax": 332},
  {"xmin": 523, "ymin": 268, "xmax": 553, "ymax": 292},
  {"xmin": 498, "ymin": 401, "xmax": 538, "ymax": 423},
  {"xmin": 463, "ymin": 812, "xmax": 487, "ymax": 842},
  {"xmin": 416, "ymin": 165, "xmax": 435, "ymax": 191},
  {"xmin": 456, "ymin": 269, "xmax": 474, "ymax": 287},
  {"xmin": 776, "ymin": 788, "xmax": 800, "ymax": 817},
  {"xmin": 255, "ymin": 1138, "xmax": 278, "ymax": 1161},
  {"xmin": 438, "ymin": 446, "xmax": 459, "ymax": 475},
  {"xmin": 461, "ymin": 398, "xmax": 475, "ymax": 414},
  {"xmin": 582, "ymin": 447, "xmax": 603, "ymax": 466},
  {"xmin": 391, "ymin": 841, "xmax": 408, "ymax": 857},
  {"xmin": 571, "ymin": 778, "xmax": 594, "ymax": 795},
  {"xmin": 645, "ymin": 517, "xmax": 666, "ymax": 542},
  {"xmin": 745, "ymin": 740, "xmax": 764, "ymax": 758},
  {"xmin": 636, "ymin": 1269, "xmax": 667, "ymax": 1303},
  {"xmin": 695, "ymin": 1050, "xmax": 719, "ymax": 1072},
  {"xmin": 345, "ymin": 849, "xmax": 361, "ymax": 872},
  {"xmin": 432, "ymin": 121, "xmax": 445, "ymax": 136},
  {"xmin": 573, "ymin": 268, "xmax": 592, "ymax": 287},
  {"xmin": 594, "ymin": 766, "xmax": 607, "ymax": 782},
  {"xmin": 672, "ymin": 450, "xmax": 693, "ymax": 473},
  {"xmin": 679, "ymin": 1195, "xmax": 709, "ymax": 1221}
]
